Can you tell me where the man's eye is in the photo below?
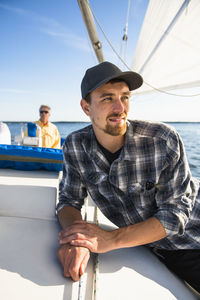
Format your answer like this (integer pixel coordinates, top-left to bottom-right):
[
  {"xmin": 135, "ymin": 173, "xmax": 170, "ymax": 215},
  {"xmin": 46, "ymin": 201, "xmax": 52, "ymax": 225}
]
[
  {"xmin": 103, "ymin": 97, "xmax": 112, "ymax": 102},
  {"xmin": 121, "ymin": 96, "xmax": 129, "ymax": 101}
]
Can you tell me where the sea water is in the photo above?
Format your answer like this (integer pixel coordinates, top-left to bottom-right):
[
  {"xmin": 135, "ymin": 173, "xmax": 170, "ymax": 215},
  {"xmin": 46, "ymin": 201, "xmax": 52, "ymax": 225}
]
[{"xmin": 6, "ymin": 121, "xmax": 200, "ymax": 179}]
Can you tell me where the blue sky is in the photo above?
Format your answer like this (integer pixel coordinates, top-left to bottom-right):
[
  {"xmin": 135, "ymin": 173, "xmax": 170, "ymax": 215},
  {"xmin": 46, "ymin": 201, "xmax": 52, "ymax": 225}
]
[{"xmin": 0, "ymin": 0, "xmax": 199, "ymax": 122}]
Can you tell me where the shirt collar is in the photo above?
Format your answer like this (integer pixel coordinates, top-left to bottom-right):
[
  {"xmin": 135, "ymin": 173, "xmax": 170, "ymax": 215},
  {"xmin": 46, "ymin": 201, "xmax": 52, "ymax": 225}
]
[
  {"xmin": 88, "ymin": 120, "xmax": 136, "ymax": 162},
  {"xmin": 38, "ymin": 120, "xmax": 49, "ymax": 127},
  {"xmin": 121, "ymin": 120, "xmax": 136, "ymax": 161}
]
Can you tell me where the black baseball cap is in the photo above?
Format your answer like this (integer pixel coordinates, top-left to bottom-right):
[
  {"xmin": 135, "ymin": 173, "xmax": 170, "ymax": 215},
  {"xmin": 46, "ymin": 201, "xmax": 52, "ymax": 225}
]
[{"xmin": 81, "ymin": 61, "xmax": 143, "ymax": 99}]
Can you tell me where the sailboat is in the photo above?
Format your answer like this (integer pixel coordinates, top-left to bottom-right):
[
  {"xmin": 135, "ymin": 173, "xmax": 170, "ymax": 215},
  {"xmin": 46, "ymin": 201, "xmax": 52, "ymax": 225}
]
[
  {"xmin": 132, "ymin": 0, "xmax": 200, "ymax": 96},
  {"xmin": 0, "ymin": 0, "xmax": 199, "ymax": 299}
]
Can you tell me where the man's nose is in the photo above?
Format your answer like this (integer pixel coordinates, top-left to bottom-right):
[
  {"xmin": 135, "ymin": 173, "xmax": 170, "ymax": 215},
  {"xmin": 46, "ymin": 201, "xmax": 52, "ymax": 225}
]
[{"xmin": 112, "ymin": 98, "xmax": 124, "ymax": 112}]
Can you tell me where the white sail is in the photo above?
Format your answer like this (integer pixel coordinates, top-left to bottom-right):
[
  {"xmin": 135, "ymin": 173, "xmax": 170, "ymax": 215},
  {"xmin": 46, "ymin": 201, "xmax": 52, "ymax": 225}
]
[{"xmin": 131, "ymin": 0, "xmax": 200, "ymax": 95}]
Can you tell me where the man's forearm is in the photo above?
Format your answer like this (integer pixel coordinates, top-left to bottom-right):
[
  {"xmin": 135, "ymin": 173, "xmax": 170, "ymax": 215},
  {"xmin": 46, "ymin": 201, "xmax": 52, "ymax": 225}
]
[
  {"xmin": 59, "ymin": 216, "xmax": 167, "ymax": 253},
  {"xmin": 58, "ymin": 206, "xmax": 83, "ymax": 229},
  {"xmin": 113, "ymin": 217, "xmax": 166, "ymax": 249}
]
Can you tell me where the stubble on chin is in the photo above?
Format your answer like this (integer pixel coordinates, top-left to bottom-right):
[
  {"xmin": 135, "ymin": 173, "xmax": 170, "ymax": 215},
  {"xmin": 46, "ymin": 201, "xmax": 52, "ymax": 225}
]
[
  {"xmin": 92, "ymin": 115, "xmax": 127, "ymax": 137},
  {"xmin": 103, "ymin": 122, "xmax": 127, "ymax": 136}
]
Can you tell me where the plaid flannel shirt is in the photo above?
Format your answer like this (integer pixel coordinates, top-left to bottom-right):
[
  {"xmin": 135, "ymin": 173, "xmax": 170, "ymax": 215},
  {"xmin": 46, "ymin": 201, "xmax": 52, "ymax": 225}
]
[{"xmin": 57, "ymin": 120, "xmax": 200, "ymax": 250}]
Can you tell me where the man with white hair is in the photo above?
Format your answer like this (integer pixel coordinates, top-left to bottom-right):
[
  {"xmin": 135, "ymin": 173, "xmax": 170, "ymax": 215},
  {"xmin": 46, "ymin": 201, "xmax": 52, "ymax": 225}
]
[{"xmin": 36, "ymin": 105, "xmax": 60, "ymax": 149}]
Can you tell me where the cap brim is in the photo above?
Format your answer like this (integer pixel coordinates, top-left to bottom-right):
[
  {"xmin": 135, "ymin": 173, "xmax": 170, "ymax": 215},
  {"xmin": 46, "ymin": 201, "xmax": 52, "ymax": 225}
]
[
  {"xmin": 112, "ymin": 71, "xmax": 143, "ymax": 91},
  {"xmin": 86, "ymin": 71, "xmax": 143, "ymax": 97}
]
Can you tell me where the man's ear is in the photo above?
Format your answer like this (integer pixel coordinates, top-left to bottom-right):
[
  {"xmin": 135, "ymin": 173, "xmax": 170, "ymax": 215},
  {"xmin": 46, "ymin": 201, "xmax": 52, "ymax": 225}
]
[{"xmin": 80, "ymin": 99, "xmax": 90, "ymax": 116}]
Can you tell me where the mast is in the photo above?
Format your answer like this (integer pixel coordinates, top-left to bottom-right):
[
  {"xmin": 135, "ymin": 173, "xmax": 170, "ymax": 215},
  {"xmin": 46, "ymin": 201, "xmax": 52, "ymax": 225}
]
[{"xmin": 78, "ymin": 0, "xmax": 104, "ymax": 63}]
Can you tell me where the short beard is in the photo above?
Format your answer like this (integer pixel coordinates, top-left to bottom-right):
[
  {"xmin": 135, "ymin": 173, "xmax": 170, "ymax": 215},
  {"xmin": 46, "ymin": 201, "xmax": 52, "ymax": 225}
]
[
  {"xmin": 103, "ymin": 122, "xmax": 127, "ymax": 136},
  {"xmin": 92, "ymin": 114, "xmax": 127, "ymax": 136}
]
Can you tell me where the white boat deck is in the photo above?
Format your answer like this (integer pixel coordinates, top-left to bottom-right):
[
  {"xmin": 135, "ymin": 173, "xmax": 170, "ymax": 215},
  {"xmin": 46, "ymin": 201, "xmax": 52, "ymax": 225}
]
[{"xmin": 0, "ymin": 169, "xmax": 199, "ymax": 299}]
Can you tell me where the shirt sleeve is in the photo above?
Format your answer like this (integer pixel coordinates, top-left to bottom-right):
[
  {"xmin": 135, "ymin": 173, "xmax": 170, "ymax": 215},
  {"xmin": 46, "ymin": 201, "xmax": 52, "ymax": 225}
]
[
  {"xmin": 51, "ymin": 127, "xmax": 61, "ymax": 149},
  {"xmin": 154, "ymin": 130, "xmax": 199, "ymax": 237},
  {"xmin": 56, "ymin": 141, "xmax": 87, "ymax": 213}
]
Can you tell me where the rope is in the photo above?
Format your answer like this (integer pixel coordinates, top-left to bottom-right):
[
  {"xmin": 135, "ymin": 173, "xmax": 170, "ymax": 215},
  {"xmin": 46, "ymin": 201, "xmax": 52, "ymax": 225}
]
[
  {"xmin": 123, "ymin": 0, "xmax": 131, "ymax": 41},
  {"xmin": 77, "ymin": 199, "xmax": 99, "ymax": 300},
  {"xmin": 142, "ymin": 82, "xmax": 200, "ymax": 98},
  {"xmin": 77, "ymin": 198, "xmax": 88, "ymax": 300},
  {"xmin": 77, "ymin": 276, "xmax": 85, "ymax": 300},
  {"xmin": 88, "ymin": 2, "xmax": 200, "ymax": 98},
  {"xmin": 93, "ymin": 206, "xmax": 99, "ymax": 300},
  {"xmin": 121, "ymin": 0, "xmax": 131, "ymax": 63}
]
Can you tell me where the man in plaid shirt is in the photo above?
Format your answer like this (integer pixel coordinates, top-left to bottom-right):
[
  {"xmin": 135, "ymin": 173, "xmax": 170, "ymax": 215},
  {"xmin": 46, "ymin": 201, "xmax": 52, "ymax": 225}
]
[{"xmin": 57, "ymin": 62, "xmax": 200, "ymax": 292}]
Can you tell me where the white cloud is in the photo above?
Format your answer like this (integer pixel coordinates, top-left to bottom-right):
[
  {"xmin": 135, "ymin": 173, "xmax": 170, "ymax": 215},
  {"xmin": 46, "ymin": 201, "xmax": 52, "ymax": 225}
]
[
  {"xmin": 0, "ymin": 3, "xmax": 90, "ymax": 52},
  {"xmin": 0, "ymin": 88, "xmax": 68, "ymax": 98},
  {"xmin": 0, "ymin": 4, "xmax": 27, "ymax": 15},
  {"xmin": 41, "ymin": 28, "xmax": 90, "ymax": 52},
  {"xmin": 0, "ymin": 88, "xmax": 33, "ymax": 94}
]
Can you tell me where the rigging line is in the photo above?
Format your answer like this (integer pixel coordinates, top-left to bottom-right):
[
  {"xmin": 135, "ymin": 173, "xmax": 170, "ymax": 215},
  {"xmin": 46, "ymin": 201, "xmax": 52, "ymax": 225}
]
[
  {"xmin": 118, "ymin": 41, "xmax": 123, "ymax": 67},
  {"xmin": 124, "ymin": 37, "xmax": 128, "ymax": 64},
  {"xmin": 93, "ymin": 206, "xmax": 99, "ymax": 300},
  {"xmin": 120, "ymin": 0, "xmax": 131, "ymax": 65},
  {"xmin": 123, "ymin": 0, "xmax": 131, "ymax": 63},
  {"xmin": 77, "ymin": 198, "xmax": 88, "ymax": 300},
  {"xmin": 142, "ymin": 82, "xmax": 200, "ymax": 98},
  {"xmin": 123, "ymin": 0, "xmax": 131, "ymax": 40},
  {"xmin": 88, "ymin": 2, "xmax": 200, "ymax": 98}
]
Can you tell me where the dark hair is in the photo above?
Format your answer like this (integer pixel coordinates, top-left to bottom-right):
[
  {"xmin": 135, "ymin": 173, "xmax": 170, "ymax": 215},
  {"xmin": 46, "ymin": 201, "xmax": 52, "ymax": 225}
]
[
  {"xmin": 85, "ymin": 93, "xmax": 91, "ymax": 103},
  {"xmin": 84, "ymin": 78, "xmax": 127, "ymax": 103}
]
